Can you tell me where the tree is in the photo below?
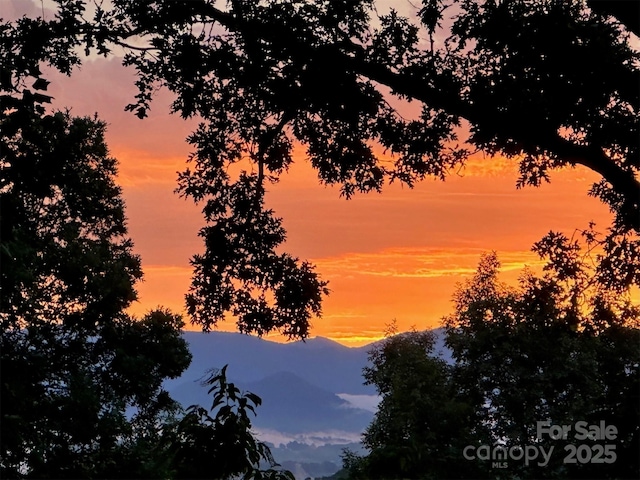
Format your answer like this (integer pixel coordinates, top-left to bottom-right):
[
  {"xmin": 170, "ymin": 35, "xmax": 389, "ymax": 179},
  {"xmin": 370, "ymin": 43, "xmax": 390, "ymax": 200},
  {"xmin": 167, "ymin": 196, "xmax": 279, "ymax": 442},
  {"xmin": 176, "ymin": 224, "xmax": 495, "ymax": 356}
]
[
  {"xmin": 348, "ymin": 328, "xmax": 483, "ymax": 479},
  {"xmin": 348, "ymin": 247, "xmax": 639, "ymax": 479},
  {"xmin": 443, "ymin": 245, "xmax": 639, "ymax": 479},
  {"xmin": 3, "ymin": 0, "xmax": 637, "ymax": 336},
  {"xmin": 167, "ymin": 365, "xmax": 294, "ymax": 480},
  {"xmin": 0, "ymin": 81, "xmax": 290, "ymax": 480},
  {"xmin": 0, "ymin": 83, "xmax": 191, "ymax": 476},
  {"xmin": 115, "ymin": 0, "xmax": 639, "ymax": 332}
]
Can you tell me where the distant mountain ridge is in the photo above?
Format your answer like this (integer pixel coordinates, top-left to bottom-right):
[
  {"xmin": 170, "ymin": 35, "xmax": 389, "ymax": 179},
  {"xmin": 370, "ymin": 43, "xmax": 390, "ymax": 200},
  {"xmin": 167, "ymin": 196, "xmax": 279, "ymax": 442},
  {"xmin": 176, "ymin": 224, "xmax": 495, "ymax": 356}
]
[
  {"xmin": 170, "ymin": 331, "xmax": 377, "ymax": 396},
  {"xmin": 164, "ymin": 329, "xmax": 450, "ymax": 436},
  {"xmin": 164, "ymin": 329, "xmax": 449, "ymax": 479},
  {"xmin": 165, "ymin": 331, "xmax": 378, "ymax": 436},
  {"xmin": 244, "ymin": 371, "xmax": 372, "ymax": 433}
]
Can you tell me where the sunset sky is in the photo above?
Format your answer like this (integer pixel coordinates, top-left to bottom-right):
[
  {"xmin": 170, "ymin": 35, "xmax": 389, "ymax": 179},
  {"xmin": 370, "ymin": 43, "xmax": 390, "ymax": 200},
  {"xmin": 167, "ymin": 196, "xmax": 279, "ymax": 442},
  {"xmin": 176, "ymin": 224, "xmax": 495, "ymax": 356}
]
[{"xmin": 11, "ymin": 0, "xmax": 616, "ymax": 346}]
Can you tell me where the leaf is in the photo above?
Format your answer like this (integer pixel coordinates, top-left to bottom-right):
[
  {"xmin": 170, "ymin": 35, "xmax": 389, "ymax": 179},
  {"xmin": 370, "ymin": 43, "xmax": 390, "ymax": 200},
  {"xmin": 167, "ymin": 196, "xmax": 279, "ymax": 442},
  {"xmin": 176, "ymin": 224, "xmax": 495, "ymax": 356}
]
[
  {"xmin": 32, "ymin": 78, "xmax": 50, "ymax": 91},
  {"xmin": 244, "ymin": 392, "xmax": 262, "ymax": 407}
]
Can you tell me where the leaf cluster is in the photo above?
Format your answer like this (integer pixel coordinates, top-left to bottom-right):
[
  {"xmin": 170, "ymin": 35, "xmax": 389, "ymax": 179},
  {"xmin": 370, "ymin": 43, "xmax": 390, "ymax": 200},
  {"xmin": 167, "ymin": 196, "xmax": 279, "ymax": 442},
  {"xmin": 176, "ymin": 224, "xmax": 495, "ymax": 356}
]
[{"xmin": 167, "ymin": 365, "xmax": 294, "ymax": 480}]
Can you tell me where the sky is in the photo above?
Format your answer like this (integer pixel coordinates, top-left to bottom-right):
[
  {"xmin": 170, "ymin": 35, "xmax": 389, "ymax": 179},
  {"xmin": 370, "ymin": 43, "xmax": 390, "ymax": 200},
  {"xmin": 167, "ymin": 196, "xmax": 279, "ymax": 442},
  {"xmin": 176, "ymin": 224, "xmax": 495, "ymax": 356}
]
[{"xmin": 10, "ymin": 0, "xmax": 617, "ymax": 346}]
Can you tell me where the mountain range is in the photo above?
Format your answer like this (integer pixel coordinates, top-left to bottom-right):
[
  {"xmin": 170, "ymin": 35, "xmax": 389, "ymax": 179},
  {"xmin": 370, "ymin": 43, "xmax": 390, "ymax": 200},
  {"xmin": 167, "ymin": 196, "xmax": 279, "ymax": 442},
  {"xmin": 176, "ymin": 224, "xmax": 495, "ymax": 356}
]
[
  {"xmin": 165, "ymin": 332, "xmax": 381, "ymax": 432},
  {"xmin": 164, "ymin": 329, "xmax": 450, "ymax": 478}
]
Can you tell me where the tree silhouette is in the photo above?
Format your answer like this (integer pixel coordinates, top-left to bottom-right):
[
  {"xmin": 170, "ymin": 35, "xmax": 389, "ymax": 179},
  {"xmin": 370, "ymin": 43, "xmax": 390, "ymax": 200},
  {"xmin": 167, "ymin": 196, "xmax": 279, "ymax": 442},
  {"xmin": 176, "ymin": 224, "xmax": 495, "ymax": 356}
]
[
  {"xmin": 2, "ymin": 3, "xmax": 639, "ymax": 477},
  {"xmin": 3, "ymin": 0, "xmax": 637, "ymax": 335},
  {"xmin": 443, "ymin": 247, "xmax": 639, "ymax": 479},
  {"xmin": 347, "ymin": 247, "xmax": 639, "ymax": 479},
  {"xmin": 115, "ymin": 0, "xmax": 640, "ymax": 330},
  {"xmin": 0, "ymin": 83, "xmax": 191, "ymax": 475},
  {"xmin": 354, "ymin": 329, "xmax": 480, "ymax": 479}
]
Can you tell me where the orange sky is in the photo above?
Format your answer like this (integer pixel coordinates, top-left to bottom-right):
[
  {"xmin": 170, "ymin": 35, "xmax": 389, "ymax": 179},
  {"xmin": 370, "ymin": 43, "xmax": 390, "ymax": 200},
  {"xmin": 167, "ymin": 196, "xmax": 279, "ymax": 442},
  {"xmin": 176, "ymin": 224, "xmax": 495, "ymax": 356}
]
[{"xmin": 37, "ymin": 45, "xmax": 615, "ymax": 346}]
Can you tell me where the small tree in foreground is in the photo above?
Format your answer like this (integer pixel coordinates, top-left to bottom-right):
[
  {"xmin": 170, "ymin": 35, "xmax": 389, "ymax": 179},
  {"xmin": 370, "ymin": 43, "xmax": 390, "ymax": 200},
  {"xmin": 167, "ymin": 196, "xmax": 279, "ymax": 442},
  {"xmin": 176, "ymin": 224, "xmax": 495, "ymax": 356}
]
[
  {"xmin": 356, "ymin": 329, "xmax": 481, "ymax": 479},
  {"xmin": 168, "ymin": 366, "xmax": 294, "ymax": 480}
]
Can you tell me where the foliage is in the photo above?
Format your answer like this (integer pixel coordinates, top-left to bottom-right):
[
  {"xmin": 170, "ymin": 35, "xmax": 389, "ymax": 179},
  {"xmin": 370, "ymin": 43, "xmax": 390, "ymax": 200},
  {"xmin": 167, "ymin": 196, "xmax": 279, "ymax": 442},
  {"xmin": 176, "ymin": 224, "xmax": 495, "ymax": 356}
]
[
  {"xmin": 445, "ymin": 247, "xmax": 639, "ymax": 479},
  {"xmin": 352, "ymin": 329, "xmax": 481, "ymax": 479},
  {"xmin": 0, "ymin": 85, "xmax": 191, "ymax": 476},
  {"xmin": 3, "ymin": 0, "xmax": 637, "ymax": 337},
  {"xmin": 348, "ymin": 245, "xmax": 639, "ymax": 479},
  {"xmin": 115, "ymin": 0, "xmax": 639, "ymax": 313},
  {"xmin": 2, "ymin": 2, "xmax": 638, "ymax": 477},
  {"xmin": 167, "ymin": 365, "xmax": 294, "ymax": 480}
]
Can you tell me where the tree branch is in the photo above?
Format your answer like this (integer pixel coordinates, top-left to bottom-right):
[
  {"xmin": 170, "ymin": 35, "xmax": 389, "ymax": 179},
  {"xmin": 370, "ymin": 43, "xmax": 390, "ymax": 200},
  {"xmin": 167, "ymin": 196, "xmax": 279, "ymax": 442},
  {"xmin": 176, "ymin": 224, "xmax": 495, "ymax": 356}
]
[{"xmin": 179, "ymin": 0, "xmax": 640, "ymax": 230}]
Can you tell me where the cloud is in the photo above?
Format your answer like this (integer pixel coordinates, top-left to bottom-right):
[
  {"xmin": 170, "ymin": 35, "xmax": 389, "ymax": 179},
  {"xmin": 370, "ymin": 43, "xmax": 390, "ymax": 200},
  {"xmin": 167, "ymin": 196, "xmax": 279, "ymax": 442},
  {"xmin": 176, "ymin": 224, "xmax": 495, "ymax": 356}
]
[
  {"xmin": 112, "ymin": 150, "xmax": 185, "ymax": 187},
  {"xmin": 327, "ymin": 333, "xmax": 386, "ymax": 346},
  {"xmin": 312, "ymin": 247, "xmax": 545, "ymax": 279},
  {"xmin": 45, "ymin": 57, "xmax": 198, "ymax": 172},
  {"xmin": 254, "ymin": 429, "xmax": 363, "ymax": 447},
  {"xmin": 128, "ymin": 264, "xmax": 193, "ymax": 318},
  {"xmin": 336, "ymin": 394, "xmax": 381, "ymax": 413},
  {"xmin": 141, "ymin": 265, "xmax": 193, "ymax": 276},
  {"xmin": 3, "ymin": 0, "xmax": 47, "ymax": 21}
]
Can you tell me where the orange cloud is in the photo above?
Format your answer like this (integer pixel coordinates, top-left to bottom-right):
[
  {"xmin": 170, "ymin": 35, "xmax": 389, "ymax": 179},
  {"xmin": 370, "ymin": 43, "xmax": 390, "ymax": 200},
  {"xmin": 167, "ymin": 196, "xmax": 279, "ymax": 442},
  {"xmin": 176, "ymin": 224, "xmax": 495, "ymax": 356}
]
[
  {"xmin": 313, "ymin": 247, "xmax": 544, "ymax": 279},
  {"xmin": 112, "ymin": 150, "xmax": 185, "ymax": 187},
  {"xmin": 128, "ymin": 265, "xmax": 192, "ymax": 319},
  {"xmin": 127, "ymin": 246, "xmax": 544, "ymax": 346}
]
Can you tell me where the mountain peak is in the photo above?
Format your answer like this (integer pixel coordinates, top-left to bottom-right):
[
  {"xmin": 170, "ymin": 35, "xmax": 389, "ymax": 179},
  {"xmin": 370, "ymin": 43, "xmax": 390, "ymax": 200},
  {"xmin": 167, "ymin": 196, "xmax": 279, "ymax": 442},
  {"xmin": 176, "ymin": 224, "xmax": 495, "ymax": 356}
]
[
  {"xmin": 288, "ymin": 336, "xmax": 344, "ymax": 349},
  {"xmin": 307, "ymin": 336, "xmax": 342, "ymax": 347}
]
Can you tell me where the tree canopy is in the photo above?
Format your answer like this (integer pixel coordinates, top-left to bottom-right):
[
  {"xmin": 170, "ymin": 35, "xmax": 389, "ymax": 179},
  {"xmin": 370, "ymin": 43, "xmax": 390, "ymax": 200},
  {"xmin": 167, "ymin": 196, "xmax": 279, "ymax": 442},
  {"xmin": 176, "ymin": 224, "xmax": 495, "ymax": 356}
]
[
  {"xmin": 0, "ymin": 84, "xmax": 190, "ymax": 475},
  {"xmin": 2, "ymin": 0, "xmax": 637, "ymax": 337},
  {"xmin": 347, "ymin": 245, "xmax": 639, "ymax": 479}
]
